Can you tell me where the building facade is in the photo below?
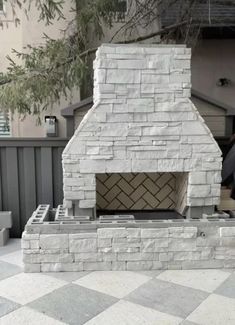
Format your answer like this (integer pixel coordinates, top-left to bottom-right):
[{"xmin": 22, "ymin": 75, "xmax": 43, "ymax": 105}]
[{"xmin": 0, "ymin": 0, "xmax": 78, "ymax": 137}]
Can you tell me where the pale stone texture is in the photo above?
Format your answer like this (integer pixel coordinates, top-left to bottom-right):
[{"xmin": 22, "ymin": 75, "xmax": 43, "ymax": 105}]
[
  {"xmin": 62, "ymin": 44, "xmax": 221, "ymax": 216},
  {"xmin": 22, "ymin": 225, "xmax": 235, "ymax": 272}
]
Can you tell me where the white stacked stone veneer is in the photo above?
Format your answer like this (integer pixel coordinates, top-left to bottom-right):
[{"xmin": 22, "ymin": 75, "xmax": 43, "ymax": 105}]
[
  {"xmin": 22, "ymin": 224, "xmax": 235, "ymax": 272},
  {"xmin": 62, "ymin": 44, "xmax": 222, "ymax": 217}
]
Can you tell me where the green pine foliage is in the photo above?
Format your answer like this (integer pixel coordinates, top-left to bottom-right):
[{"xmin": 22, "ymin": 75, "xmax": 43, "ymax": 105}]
[
  {"xmin": 0, "ymin": 0, "xmax": 200, "ymax": 118},
  {"xmin": 0, "ymin": 0, "xmax": 132, "ymax": 117}
]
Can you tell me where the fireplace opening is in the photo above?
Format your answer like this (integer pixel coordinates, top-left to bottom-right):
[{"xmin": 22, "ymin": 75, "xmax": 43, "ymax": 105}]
[
  {"xmin": 96, "ymin": 172, "xmax": 188, "ymax": 220},
  {"xmin": 96, "ymin": 210, "xmax": 183, "ymax": 220}
]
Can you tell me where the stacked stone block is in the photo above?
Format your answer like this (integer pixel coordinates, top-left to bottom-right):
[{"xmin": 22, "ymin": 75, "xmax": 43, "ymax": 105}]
[
  {"xmin": 62, "ymin": 44, "xmax": 222, "ymax": 216},
  {"xmin": 22, "ymin": 224, "xmax": 235, "ymax": 272}
]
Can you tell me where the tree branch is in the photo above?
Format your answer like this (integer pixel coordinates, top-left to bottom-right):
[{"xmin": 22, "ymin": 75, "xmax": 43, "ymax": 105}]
[
  {"xmin": 117, "ymin": 20, "xmax": 188, "ymax": 44},
  {"xmin": 0, "ymin": 21, "xmax": 188, "ymax": 87}
]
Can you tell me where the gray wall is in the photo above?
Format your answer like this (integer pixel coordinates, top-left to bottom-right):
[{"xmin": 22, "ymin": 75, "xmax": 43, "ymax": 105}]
[
  {"xmin": 192, "ymin": 40, "xmax": 235, "ymax": 112},
  {"xmin": 0, "ymin": 138, "xmax": 68, "ymax": 237}
]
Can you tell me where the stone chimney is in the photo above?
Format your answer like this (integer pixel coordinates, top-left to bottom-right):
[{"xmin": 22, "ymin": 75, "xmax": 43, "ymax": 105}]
[{"xmin": 62, "ymin": 44, "xmax": 222, "ymax": 219}]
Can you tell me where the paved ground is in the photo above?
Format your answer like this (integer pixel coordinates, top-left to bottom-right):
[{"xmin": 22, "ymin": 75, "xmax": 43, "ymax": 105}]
[{"xmin": 0, "ymin": 240, "xmax": 235, "ymax": 324}]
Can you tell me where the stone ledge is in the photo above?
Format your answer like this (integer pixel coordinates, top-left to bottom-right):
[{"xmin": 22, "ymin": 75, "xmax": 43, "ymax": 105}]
[{"xmin": 22, "ymin": 222, "xmax": 235, "ymax": 272}]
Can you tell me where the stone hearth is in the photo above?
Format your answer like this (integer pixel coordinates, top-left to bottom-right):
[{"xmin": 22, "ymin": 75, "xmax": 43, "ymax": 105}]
[{"xmin": 22, "ymin": 207, "xmax": 235, "ymax": 272}]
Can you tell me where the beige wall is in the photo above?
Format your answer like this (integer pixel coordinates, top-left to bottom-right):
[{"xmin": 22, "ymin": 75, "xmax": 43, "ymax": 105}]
[
  {"xmin": 10, "ymin": 96, "xmax": 72, "ymax": 137},
  {"xmin": 0, "ymin": 1, "xmax": 79, "ymax": 137},
  {"xmin": 4, "ymin": 6, "xmax": 231, "ymax": 138},
  {"xmin": 192, "ymin": 39, "xmax": 235, "ymax": 111},
  {"xmin": 0, "ymin": 3, "xmax": 22, "ymax": 68},
  {"xmin": 1, "ymin": 1, "xmax": 160, "ymax": 137}
]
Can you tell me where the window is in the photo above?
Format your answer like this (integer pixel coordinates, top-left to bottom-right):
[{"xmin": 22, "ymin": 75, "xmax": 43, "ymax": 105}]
[
  {"xmin": 0, "ymin": 112, "xmax": 10, "ymax": 137},
  {"xmin": 0, "ymin": 0, "xmax": 3, "ymax": 12},
  {"xmin": 112, "ymin": 0, "xmax": 127, "ymax": 22}
]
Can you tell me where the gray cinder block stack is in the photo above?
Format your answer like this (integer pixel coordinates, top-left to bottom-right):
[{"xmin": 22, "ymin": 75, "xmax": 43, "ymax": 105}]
[{"xmin": 0, "ymin": 212, "xmax": 12, "ymax": 246}]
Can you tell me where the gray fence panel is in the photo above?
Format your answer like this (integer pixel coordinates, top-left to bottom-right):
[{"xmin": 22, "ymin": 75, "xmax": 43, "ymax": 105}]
[
  {"xmin": 41, "ymin": 147, "xmax": 53, "ymax": 205},
  {"xmin": 6, "ymin": 147, "xmax": 21, "ymax": 237},
  {"xmin": 0, "ymin": 138, "xmax": 68, "ymax": 237},
  {"xmin": 23, "ymin": 148, "xmax": 37, "ymax": 229}
]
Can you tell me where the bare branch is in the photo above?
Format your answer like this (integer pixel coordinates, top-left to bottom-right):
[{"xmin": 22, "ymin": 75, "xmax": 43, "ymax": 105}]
[{"xmin": 117, "ymin": 20, "xmax": 188, "ymax": 44}]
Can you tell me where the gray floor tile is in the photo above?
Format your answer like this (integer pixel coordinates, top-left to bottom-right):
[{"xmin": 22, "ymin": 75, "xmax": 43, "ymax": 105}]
[
  {"xmin": 126, "ymin": 278, "xmax": 208, "ymax": 318},
  {"xmin": 215, "ymin": 272, "xmax": 235, "ymax": 299},
  {"xmin": 43, "ymin": 271, "xmax": 91, "ymax": 283},
  {"xmin": 0, "ymin": 296, "xmax": 20, "ymax": 318},
  {"xmin": 28, "ymin": 283, "xmax": 118, "ymax": 325},
  {"xmin": 0, "ymin": 261, "xmax": 22, "ymax": 281},
  {"xmin": 0, "ymin": 239, "xmax": 21, "ymax": 257}
]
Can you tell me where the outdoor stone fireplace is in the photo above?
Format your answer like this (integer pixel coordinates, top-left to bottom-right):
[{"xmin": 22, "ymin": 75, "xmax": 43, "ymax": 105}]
[
  {"xmin": 22, "ymin": 44, "xmax": 235, "ymax": 273},
  {"xmin": 62, "ymin": 44, "xmax": 222, "ymax": 219}
]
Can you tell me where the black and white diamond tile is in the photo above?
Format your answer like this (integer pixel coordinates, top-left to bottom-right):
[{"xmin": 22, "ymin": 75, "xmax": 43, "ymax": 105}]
[
  {"xmin": 125, "ymin": 278, "xmax": 208, "ymax": 319},
  {"xmin": 0, "ymin": 296, "xmax": 20, "ymax": 318},
  {"xmin": 28, "ymin": 284, "xmax": 118, "ymax": 325},
  {"xmin": 0, "ymin": 239, "xmax": 235, "ymax": 325}
]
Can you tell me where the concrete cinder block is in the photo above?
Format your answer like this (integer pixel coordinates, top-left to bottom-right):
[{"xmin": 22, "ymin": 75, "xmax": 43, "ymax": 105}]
[
  {"xmin": 0, "ymin": 228, "xmax": 9, "ymax": 246},
  {"xmin": 0, "ymin": 212, "xmax": 12, "ymax": 229}
]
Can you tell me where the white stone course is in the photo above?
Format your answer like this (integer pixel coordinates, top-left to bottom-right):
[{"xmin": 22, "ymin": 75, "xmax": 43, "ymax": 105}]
[{"xmin": 22, "ymin": 225, "xmax": 235, "ymax": 272}]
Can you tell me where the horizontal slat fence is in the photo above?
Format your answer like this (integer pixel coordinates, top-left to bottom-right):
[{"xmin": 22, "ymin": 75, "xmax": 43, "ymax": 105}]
[{"xmin": 0, "ymin": 138, "xmax": 68, "ymax": 237}]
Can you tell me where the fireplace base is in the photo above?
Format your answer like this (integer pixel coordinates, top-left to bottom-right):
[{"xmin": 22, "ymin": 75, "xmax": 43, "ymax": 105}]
[{"xmin": 22, "ymin": 205, "xmax": 235, "ymax": 272}]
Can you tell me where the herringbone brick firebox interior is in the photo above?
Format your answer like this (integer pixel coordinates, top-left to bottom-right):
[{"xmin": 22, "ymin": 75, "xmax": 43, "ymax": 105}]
[{"xmin": 96, "ymin": 172, "xmax": 188, "ymax": 213}]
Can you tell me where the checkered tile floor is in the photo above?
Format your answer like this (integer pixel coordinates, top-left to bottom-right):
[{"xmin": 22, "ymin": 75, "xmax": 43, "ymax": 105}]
[{"xmin": 0, "ymin": 239, "xmax": 235, "ymax": 325}]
